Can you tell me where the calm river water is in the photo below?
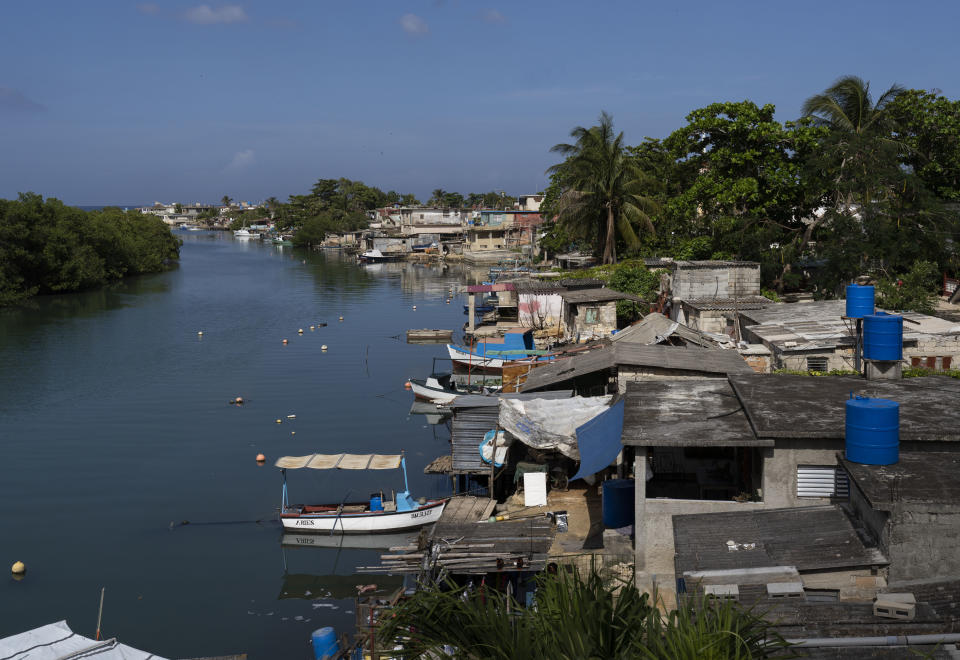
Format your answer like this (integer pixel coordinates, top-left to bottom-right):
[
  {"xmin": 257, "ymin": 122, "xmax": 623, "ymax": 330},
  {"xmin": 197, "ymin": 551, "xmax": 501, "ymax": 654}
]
[{"xmin": 0, "ymin": 232, "xmax": 476, "ymax": 658}]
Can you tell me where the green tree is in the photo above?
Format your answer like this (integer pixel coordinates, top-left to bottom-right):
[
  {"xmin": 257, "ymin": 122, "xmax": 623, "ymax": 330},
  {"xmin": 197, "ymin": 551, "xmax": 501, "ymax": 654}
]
[
  {"xmin": 890, "ymin": 89, "xmax": 960, "ymax": 201},
  {"xmin": 801, "ymin": 76, "xmax": 949, "ymax": 287},
  {"xmin": 220, "ymin": 195, "xmax": 232, "ymax": 207},
  {"xmin": 875, "ymin": 260, "xmax": 940, "ymax": 314},
  {"xmin": 264, "ymin": 196, "xmax": 280, "ymax": 219},
  {"xmin": 400, "ymin": 193, "xmax": 420, "ymax": 206},
  {"xmin": 428, "ymin": 189, "xmax": 447, "ymax": 206},
  {"xmin": 663, "ymin": 101, "xmax": 825, "ymax": 291},
  {"xmin": 548, "ymin": 111, "xmax": 657, "ymax": 264}
]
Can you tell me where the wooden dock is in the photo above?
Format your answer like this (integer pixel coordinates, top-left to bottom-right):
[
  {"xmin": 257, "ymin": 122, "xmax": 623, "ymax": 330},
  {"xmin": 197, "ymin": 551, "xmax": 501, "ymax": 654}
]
[{"xmin": 357, "ymin": 496, "xmax": 555, "ymax": 575}]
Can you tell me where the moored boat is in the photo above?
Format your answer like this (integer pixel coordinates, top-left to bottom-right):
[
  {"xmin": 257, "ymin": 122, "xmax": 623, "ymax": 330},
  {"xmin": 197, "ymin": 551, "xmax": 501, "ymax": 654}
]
[
  {"xmin": 234, "ymin": 228, "xmax": 257, "ymax": 238},
  {"xmin": 408, "ymin": 372, "xmax": 497, "ymax": 404},
  {"xmin": 276, "ymin": 452, "xmax": 446, "ymax": 533}
]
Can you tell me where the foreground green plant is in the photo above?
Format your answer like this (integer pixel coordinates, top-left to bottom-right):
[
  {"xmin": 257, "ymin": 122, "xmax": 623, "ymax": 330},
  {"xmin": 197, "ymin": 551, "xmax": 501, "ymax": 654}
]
[{"xmin": 378, "ymin": 568, "xmax": 793, "ymax": 659}]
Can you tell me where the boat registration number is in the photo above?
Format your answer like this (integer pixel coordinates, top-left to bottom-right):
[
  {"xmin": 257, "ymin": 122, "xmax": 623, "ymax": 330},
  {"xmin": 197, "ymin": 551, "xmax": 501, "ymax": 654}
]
[
  {"xmin": 411, "ymin": 509, "xmax": 434, "ymax": 519},
  {"xmin": 295, "ymin": 520, "xmax": 315, "ymax": 526}
]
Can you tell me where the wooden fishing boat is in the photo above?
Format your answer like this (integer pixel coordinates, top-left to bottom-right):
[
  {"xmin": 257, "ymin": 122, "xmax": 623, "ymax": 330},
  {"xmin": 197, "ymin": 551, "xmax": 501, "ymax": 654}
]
[
  {"xmin": 408, "ymin": 373, "xmax": 496, "ymax": 404},
  {"xmin": 276, "ymin": 452, "xmax": 446, "ymax": 534}
]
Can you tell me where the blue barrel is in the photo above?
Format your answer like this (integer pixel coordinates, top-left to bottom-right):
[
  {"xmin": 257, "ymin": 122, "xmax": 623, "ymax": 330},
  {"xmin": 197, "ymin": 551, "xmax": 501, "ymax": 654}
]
[
  {"xmin": 602, "ymin": 479, "xmax": 635, "ymax": 528},
  {"xmin": 845, "ymin": 284, "xmax": 875, "ymax": 319},
  {"xmin": 863, "ymin": 312, "xmax": 903, "ymax": 361},
  {"xmin": 311, "ymin": 627, "xmax": 339, "ymax": 660},
  {"xmin": 845, "ymin": 396, "xmax": 899, "ymax": 465},
  {"xmin": 369, "ymin": 495, "xmax": 383, "ymax": 512}
]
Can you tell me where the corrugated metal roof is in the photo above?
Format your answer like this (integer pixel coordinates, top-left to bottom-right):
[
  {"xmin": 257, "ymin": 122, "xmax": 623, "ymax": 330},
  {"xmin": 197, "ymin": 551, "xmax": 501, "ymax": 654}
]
[
  {"xmin": 683, "ymin": 296, "xmax": 773, "ymax": 311},
  {"xmin": 559, "ymin": 288, "xmax": 645, "ymax": 303},
  {"xmin": 611, "ymin": 312, "xmax": 720, "ymax": 348},
  {"xmin": 520, "ymin": 344, "xmax": 751, "ymax": 391},
  {"xmin": 673, "ymin": 505, "xmax": 886, "ymax": 574}
]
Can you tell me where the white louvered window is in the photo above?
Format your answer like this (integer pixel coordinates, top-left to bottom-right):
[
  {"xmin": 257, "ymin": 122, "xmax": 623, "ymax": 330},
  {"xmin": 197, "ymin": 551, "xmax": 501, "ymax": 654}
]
[{"xmin": 797, "ymin": 465, "xmax": 849, "ymax": 498}]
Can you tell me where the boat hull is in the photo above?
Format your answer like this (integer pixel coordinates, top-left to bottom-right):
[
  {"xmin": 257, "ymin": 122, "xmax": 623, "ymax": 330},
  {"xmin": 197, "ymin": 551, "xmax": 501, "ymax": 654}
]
[
  {"xmin": 280, "ymin": 499, "xmax": 446, "ymax": 533},
  {"xmin": 447, "ymin": 344, "xmax": 505, "ymax": 370},
  {"xmin": 409, "ymin": 379, "xmax": 459, "ymax": 404}
]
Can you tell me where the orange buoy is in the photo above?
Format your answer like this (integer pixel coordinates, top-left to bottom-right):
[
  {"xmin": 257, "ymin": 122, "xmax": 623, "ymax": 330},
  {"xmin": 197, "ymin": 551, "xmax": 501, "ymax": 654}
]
[
  {"xmin": 256, "ymin": 453, "xmax": 266, "ymax": 463},
  {"xmin": 404, "ymin": 381, "xmax": 412, "ymax": 390}
]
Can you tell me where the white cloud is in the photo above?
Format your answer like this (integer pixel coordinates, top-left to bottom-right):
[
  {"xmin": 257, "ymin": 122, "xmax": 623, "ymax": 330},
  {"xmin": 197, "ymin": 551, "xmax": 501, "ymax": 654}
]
[
  {"xmin": 399, "ymin": 13, "xmax": 429, "ymax": 37},
  {"xmin": 183, "ymin": 4, "xmax": 248, "ymax": 25},
  {"xmin": 137, "ymin": 3, "xmax": 160, "ymax": 15},
  {"xmin": 226, "ymin": 149, "xmax": 255, "ymax": 170},
  {"xmin": 481, "ymin": 9, "xmax": 506, "ymax": 24}
]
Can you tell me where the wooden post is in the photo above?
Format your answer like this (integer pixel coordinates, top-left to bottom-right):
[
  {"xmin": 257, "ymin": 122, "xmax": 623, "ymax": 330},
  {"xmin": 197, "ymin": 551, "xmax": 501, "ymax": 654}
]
[
  {"xmin": 634, "ymin": 448, "xmax": 647, "ymax": 576},
  {"xmin": 468, "ymin": 293, "xmax": 476, "ymax": 333}
]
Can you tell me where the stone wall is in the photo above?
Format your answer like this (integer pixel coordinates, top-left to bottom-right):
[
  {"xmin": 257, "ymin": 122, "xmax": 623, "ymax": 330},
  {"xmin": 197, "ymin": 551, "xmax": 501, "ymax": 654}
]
[
  {"xmin": 565, "ymin": 301, "xmax": 618, "ymax": 342},
  {"xmin": 617, "ymin": 366, "xmax": 728, "ymax": 393}
]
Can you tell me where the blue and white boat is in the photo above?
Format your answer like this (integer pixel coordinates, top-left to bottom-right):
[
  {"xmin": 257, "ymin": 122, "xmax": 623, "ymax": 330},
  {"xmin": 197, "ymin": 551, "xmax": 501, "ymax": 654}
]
[
  {"xmin": 446, "ymin": 328, "xmax": 545, "ymax": 370},
  {"xmin": 276, "ymin": 452, "xmax": 446, "ymax": 534}
]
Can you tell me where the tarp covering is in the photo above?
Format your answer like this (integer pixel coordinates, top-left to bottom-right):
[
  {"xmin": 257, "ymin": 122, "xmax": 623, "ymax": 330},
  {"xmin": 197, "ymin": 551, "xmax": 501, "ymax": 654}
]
[
  {"xmin": 0, "ymin": 621, "xmax": 163, "ymax": 660},
  {"xmin": 571, "ymin": 398, "xmax": 625, "ymax": 481},
  {"xmin": 499, "ymin": 396, "xmax": 613, "ymax": 459},
  {"xmin": 275, "ymin": 454, "xmax": 403, "ymax": 470}
]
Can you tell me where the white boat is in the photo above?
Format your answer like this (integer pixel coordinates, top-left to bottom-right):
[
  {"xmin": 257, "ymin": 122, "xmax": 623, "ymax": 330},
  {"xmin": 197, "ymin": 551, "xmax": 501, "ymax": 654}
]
[
  {"xmin": 447, "ymin": 344, "xmax": 505, "ymax": 369},
  {"xmin": 281, "ymin": 531, "xmax": 415, "ymax": 549},
  {"xmin": 276, "ymin": 452, "xmax": 447, "ymax": 534},
  {"xmin": 234, "ymin": 228, "xmax": 256, "ymax": 238}
]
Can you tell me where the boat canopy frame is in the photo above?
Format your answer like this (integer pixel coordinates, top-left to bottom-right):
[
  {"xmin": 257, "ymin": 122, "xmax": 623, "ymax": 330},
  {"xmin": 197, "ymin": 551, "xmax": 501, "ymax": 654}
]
[{"xmin": 277, "ymin": 452, "xmax": 413, "ymax": 512}]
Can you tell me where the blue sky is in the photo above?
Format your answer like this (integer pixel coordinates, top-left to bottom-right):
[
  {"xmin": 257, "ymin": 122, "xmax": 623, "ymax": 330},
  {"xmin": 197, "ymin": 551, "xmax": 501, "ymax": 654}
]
[{"xmin": 2, "ymin": 1, "xmax": 958, "ymax": 205}]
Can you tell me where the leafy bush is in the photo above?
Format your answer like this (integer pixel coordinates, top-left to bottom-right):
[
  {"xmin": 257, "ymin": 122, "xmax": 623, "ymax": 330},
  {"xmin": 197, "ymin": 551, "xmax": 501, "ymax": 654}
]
[{"xmin": 875, "ymin": 260, "xmax": 939, "ymax": 315}]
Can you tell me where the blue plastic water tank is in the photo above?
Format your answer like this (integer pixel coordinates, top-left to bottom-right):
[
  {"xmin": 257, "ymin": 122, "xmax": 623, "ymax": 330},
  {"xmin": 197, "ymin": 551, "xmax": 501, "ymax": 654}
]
[
  {"xmin": 845, "ymin": 396, "xmax": 899, "ymax": 465},
  {"xmin": 369, "ymin": 495, "xmax": 383, "ymax": 512},
  {"xmin": 863, "ymin": 312, "xmax": 903, "ymax": 361},
  {"xmin": 845, "ymin": 284, "xmax": 875, "ymax": 319},
  {"xmin": 602, "ymin": 479, "xmax": 635, "ymax": 528},
  {"xmin": 311, "ymin": 627, "xmax": 339, "ymax": 660}
]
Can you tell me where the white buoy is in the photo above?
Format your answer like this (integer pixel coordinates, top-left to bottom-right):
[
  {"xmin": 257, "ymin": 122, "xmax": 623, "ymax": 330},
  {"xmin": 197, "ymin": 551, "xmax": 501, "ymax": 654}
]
[
  {"xmin": 276, "ymin": 419, "xmax": 282, "ymax": 424},
  {"xmin": 310, "ymin": 326, "xmax": 315, "ymax": 331},
  {"xmin": 298, "ymin": 328, "xmax": 304, "ymax": 334},
  {"xmin": 197, "ymin": 331, "xmax": 203, "ymax": 337},
  {"xmin": 412, "ymin": 305, "xmax": 417, "ymax": 310},
  {"xmin": 11, "ymin": 561, "xmax": 25, "ymax": 575},
  {"xmin": 287, "ymin": 414, "xmax": 296, "ymax": 419},
  {"xmin": 338, "ymin": 316, "xmax": 344, "ymax": 321},
  {"xmin": 321, "ymin": 345, "xmax": 328, "ymax": 351}
]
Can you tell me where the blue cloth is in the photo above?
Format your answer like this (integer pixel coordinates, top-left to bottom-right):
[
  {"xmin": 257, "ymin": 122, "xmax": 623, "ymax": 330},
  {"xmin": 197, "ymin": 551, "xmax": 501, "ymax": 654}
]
[{"xmin": 571, "ymin": 399, "xmax": 625, "ymax": 482}]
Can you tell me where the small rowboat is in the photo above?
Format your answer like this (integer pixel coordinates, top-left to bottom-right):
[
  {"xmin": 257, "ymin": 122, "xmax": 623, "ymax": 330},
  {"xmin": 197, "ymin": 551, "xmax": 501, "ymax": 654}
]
[{"xmin": 276, "ymin": 452, "xmax": 447, "ymax": 534}]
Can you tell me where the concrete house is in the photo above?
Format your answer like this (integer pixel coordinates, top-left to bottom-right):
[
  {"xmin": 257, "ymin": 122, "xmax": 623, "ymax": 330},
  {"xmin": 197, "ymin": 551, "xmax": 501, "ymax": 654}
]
[
  {"xmin": 622, "ymin": 373, "xmax": 960, "ymax": 603},
  {"xmin": 559, "ymin": 288, "xmax": 645, "ymax": 342}
]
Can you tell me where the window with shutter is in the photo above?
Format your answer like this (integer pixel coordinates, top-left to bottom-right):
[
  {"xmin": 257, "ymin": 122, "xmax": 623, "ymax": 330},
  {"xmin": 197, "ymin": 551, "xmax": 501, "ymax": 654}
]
[
  {"xmin": 797, "ymin": 465, "xmax": 849, "ymax": 498},
  {"xmin": 806, "ymin": 357, "xmax": 828, "ymax": 373}
]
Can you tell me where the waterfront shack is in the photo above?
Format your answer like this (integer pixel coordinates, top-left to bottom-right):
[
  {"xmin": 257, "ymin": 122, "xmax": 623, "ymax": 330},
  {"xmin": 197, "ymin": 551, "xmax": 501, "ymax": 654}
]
[{"xmin": 559, "ymin": 288, "xmax": 645, "ymax": 342}]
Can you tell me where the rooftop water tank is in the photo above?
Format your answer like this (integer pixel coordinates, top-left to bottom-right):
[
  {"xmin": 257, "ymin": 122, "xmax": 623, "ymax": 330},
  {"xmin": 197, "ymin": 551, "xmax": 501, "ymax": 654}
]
[
  {"xmin": 602, "ymin": 478, "xmax": 635, "ymax": 529},
  {"xmin": 845, "ymin": 395, "xmax": 899, "ymax": 465},
  {"xmin": 863, "ymin": 312, "xmax": 903, "ymax": 361},
  {"xmin": 845, "ymin": 284, "xmax": 875, "ymax": 319}
]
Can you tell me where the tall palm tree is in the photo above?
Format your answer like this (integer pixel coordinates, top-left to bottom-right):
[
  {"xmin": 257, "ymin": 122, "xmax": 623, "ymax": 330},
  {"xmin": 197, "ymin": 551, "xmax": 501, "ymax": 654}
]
[
  {"xmin": 220, "ymin": 195, "xmax": 232, "ymax": 208},
  {"xmin": 801, "ymin": 75, "xmax": 904, "ymax": 137},
  {"xmin": 429, "ymin": 189, "xmax": 447, "ymax": 207},
  {"xmin": 264, "ymin": 196, "xmax": 280, "ymax": 219},
  {"xmin": 800, "ymin": 76, "xmax": 908, "ymax": 249},
  {"xmin": 548, "ymin": 112, "xmax": 656, "ymax": 264}
]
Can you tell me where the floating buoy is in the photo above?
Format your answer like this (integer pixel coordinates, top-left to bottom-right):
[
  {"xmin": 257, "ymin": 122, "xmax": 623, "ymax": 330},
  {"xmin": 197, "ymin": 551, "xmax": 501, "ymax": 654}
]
[
  {"xmin": 197, "ymin": 331, "xmax": 203, "ymax": 337},
  {"xmin": 291, "ymin": 431, "xmax": 296, "ymax": 435},
  {"xmin": 235, "ymin": 397, "xmax": 244, "ymax": 404},
  {"xmin": 11, "ymin": 561, "xmax": 25, "ymax": 575},
  {"xmin": 404, "ymin": 381, "xmax": 412, "ymax": 390},
  {"xmin": 298, "ymin": 328, "xmax": 304, "ymax": 334},
  {"xmin": 256, "ymin": 453, "xmax": 266, "ymax": 463},
  {"xmin": 310, "ymin": 326, "xmax": 315, "ymax": 331},
  {"xmin": 276, "ymin": 419, "xmax": 282, "ymax": 424},
  {"xmin": 446, "ymin": 299, "xmax": 450, "ymax": 304},
  {"xmin": 287, "ymin": 414, "xmax": 296, "ymax": 419},
  {"xmin": 338, "ymin": 316, "xmax": 343, "ymax": 321},
  {"xmin": 321, "ymin": 345, "xmax": 328, "ymax": 351},
  {"xmin": 282, "ymin": 339, "xmax": 288, "ymax": 344},
  {"xmin": 412, "ymin": 305, "xmax": 417, "ymax": 310}
]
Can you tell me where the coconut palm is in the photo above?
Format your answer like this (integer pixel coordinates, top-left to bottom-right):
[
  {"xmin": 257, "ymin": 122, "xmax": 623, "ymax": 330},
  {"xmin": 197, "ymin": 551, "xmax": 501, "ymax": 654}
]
[
  {"xmin": 802, "ymin": 75, "xmax": 904, "ymax": 138},
  {"xmin": 220, "ymin": 195, "xmax": 232, "ymax": 208},
  {"xmin": 429, "ymin": 189, "xmax": 447, "ymax": 207},
  {"xmin": 548, "ymin": 112, "xmax": 656, "ymax": 264}
]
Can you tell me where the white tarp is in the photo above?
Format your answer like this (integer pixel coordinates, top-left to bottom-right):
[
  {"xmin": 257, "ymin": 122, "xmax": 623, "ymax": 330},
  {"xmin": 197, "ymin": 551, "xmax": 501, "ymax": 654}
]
[
  {"xmin": 499, "ymin": 395, "xmax": 612, "ymax": 459},
  {"xmin": 0, "ymin": 620, "xmax": 163, "ymax": 660},
  {"xmin": 524, "ymin": 472, "xmax": 548, "ymax": 507}
]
